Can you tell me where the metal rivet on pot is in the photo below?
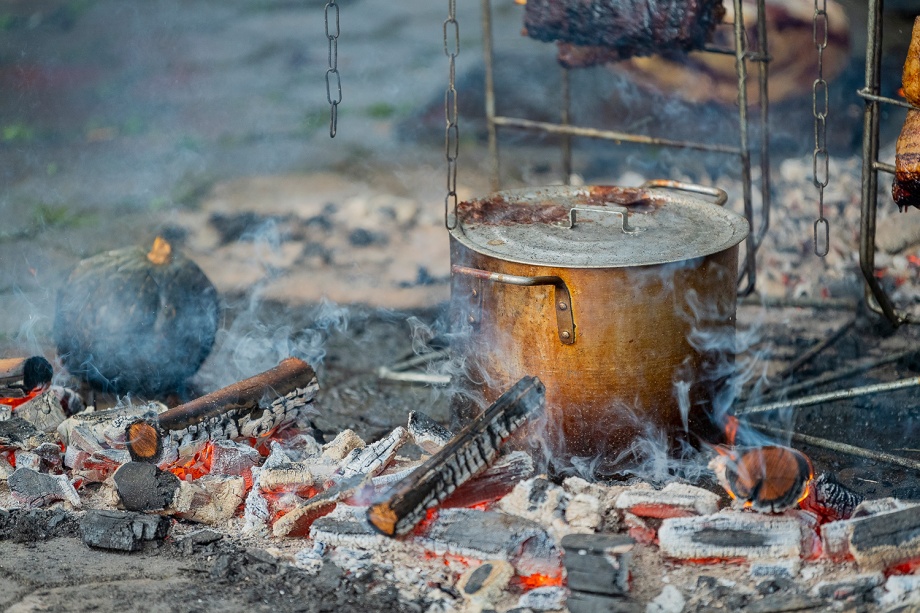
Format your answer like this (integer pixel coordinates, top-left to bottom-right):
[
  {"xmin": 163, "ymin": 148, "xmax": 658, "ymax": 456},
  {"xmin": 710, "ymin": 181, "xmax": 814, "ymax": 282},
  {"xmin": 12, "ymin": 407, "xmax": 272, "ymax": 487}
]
[
  {"xmin": 561, "ymin": 331, "xmax": 571, "ymax": 340},
  {"xmin": 471, "ymin": 289, "xmax": 478, "ymax": 297},
  {"xmin": 468, "ymin": 314, "xmax": 476, "ymax": 324},
  {"xmin": 558, "ymin": 302, "xmax": 568, "ymax": 311}
]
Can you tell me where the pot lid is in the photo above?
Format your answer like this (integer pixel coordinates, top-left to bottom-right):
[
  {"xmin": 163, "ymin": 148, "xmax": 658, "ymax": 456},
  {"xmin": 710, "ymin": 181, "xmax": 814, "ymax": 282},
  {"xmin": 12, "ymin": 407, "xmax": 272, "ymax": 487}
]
[{"xmin": 450, "ymin": 182, "xmax": 750, "ymax": 268}]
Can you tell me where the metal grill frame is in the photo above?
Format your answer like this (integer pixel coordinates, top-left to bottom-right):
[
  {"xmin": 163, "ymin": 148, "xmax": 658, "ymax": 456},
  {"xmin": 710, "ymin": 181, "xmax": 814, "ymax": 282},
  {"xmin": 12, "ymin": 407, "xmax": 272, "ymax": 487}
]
[
  {"xmin": 858, "ymin": 0, "xmax": 918, "ymax": 326},
  {"xmin": 479, "ymin": 0, "xmax": 772, "ymax": 296}
]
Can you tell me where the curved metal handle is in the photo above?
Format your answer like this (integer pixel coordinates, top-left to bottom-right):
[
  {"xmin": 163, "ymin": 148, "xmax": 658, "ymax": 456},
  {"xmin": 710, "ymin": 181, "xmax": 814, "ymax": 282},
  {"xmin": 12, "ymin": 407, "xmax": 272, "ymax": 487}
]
[
  {"xmin": 567, "ymin": 205, "xmax": 636, "ymax": 233},
  {"xmin": 451, "ymin": 264, "xmax": 575, "ymax": 345},
  {"xmin": 640, "ymin": 179, "xmax": 728, "ymax": 207}
]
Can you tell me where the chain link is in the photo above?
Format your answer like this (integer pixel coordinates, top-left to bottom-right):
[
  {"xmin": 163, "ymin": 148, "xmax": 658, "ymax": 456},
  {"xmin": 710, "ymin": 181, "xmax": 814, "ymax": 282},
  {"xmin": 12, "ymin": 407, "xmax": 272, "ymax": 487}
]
[
  {"xmin": 324, "ymin": 0, "xmax": 342, "ymax": 138},
  {"xmin": 444, "ymin": 0, "xmax": 459, "ymax": 230},
  {"xmin": 812, "ymin": 0, "xmax": 829, "ymax": 256}
]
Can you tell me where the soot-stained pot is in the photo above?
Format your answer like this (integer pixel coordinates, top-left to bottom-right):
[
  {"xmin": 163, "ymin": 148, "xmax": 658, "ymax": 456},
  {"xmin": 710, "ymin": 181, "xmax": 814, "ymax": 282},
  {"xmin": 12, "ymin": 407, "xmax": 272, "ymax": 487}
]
[{"xmin": 448, "ymin": 180, "xmax": 749, "ymax": 474}]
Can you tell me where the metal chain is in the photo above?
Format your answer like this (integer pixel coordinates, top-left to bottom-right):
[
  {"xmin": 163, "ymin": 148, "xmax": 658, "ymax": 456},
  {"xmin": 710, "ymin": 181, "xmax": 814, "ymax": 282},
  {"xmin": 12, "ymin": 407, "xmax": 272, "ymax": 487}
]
[
  {"xmin": 812, "ymin": 0, "xmax": 829, "ymax": 256},
  {"xmin": 444, "ymin": 0, "xmax": 459, "ymax": 230},
  {"xmin": 324, "ymin": 0, "xmax": 342, "ymax": 138}
]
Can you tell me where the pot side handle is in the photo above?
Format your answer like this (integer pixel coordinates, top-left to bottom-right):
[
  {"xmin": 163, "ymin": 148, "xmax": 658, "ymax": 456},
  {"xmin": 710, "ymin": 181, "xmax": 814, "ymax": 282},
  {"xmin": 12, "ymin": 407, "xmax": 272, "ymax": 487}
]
[
  {"xmin": 640, "ymin": 179, "xmax": 728, "ymax": 207},
  {"xmin": 451, "ymin": 265, "xmax": 576, "ymax": 345}
]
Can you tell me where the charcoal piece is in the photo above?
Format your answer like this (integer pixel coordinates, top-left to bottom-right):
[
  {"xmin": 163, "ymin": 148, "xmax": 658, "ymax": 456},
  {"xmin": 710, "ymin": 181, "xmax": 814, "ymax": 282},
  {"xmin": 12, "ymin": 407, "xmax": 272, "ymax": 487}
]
[
  {"xmin": 848, "ymin": 505, "xmax": 920, "ymax": 570},
  {"xmin": 442, "ymin": 451, "xmax": 535, "ymax": 509},
  {"xmin": 0, "ymin": 416, "xmax": 51, "ymax": 451},
  {"xmin": 15, "ymin": 390, "xmax": 68, "ymax": 433},
  {"xmin": 309, "ymin": 504, "xmax": 386, "ymax": 548},
  {"xmin": 339, "ymin": 426, "xmax": 408, "ymax": 478},
  {"xmin": 801, "ymin": 472, "xmax": 863, "ymax": 521},
  {"xmin": 812, "ymin": 573, "xmax": 883, "ymax": 600},
  {"xmin": 658, "ymin": 512, "xmax": 803, "ymax": 560},
  {"xmin": 407, "ymin": 410, "xmax": 454, "ymax": 453},
  {"xmin": 567, "ymin": 592, "xmax": 640, "ymax": 613},
  {"xmin": 562, "ymin": 533, "xmax": 634, "ymax": 597},
  {"xmin": 180, "ymin": 528, "xmax": 223, "ymax": 546},
  {"xmin": 744, "ymin": 593, "xmax": 826, "ymax": 613},
  {"xmin": 81, "ymin": 509, "xmax": 170, "ymax": 551},
  {"xmin": 417, "ymin": 508, "xmax": 552, "ymax": 562},
  {"xmin": 523, "ymin": 0, "xmax": 726, "ymax": 60},
  {"xmin": 113, "ymin": 461, "xmax": 180, "ymax": 512},
  {"xmin": 273, "ymin": 474, "xmax": 367, "ymax": 537},
  {"xmin": 8, "ymin": 468, "xmax": 80, "ymax": 508}
]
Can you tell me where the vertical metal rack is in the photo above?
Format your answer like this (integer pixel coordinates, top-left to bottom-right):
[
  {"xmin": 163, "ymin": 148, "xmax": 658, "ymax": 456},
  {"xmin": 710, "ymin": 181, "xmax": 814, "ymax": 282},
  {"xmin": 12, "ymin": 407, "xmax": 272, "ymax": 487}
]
[
  {"xmin": 858, "ymin": 0, "xmax": 918, "ymax": 326},
  {"xmin": 480, "ymin": 0, "xmax": 772, "ymax": 296}
]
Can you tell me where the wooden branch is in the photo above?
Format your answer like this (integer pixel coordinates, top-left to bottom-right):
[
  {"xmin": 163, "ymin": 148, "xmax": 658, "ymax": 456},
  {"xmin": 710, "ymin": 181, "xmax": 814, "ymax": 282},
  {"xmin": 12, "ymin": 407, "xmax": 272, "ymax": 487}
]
[
  {"xmin": 158, "ymin": 357, "xmax": 317, "ymax": 432},
  {"xmin": 366, "ymin": 376, "xmax": 545, "ymax": 537}
]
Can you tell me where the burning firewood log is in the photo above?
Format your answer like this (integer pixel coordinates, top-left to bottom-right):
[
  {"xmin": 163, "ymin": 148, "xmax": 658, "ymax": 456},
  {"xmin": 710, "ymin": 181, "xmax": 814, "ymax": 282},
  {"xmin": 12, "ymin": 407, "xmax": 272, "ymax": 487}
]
[
  {"xmin": 53, "ymin": 237, "xmax": 220, "ymax": 396},
  {"xmin": 893, "ymin": 18, "xmax": 920, "ymax": 212},
  {"xmin": 522, "ymin": 0, "xmax": 726, "ymax": 62},
  {"xmin": 709, "ymin": 445, "xmax": 814, "ymax": 513},
  {"xmin": 0, "ymin": 356, "xmax": 53, "ymax": 397},
  {"xmin": 124, "ymin": 357, "xmax": 318, "ymax": 461},
  {"xmin": 367, "ymin": 376, "xmax": 545, "ymax": 537}
]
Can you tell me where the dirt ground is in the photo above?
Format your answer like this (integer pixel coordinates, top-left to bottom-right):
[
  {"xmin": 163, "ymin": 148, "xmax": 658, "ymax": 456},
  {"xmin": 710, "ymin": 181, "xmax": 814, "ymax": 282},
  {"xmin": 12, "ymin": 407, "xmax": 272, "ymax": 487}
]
[{"xmin": 3, "ymin": 0, "xmax": 920, "ymax": 611}]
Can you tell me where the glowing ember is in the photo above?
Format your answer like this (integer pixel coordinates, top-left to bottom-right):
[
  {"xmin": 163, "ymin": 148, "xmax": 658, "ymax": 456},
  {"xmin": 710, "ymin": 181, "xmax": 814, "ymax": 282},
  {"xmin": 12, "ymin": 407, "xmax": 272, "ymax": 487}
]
[
  {"xmin": 517, "ymin": 573, "xmax": 564, "ymax": 589},
  {"xmin": 168, "ymin": 442, "xmax": 214, "ymax": 481},
  {"xmin": 0, "ymin": 387, "xmax": 45, "ymax": 409}
]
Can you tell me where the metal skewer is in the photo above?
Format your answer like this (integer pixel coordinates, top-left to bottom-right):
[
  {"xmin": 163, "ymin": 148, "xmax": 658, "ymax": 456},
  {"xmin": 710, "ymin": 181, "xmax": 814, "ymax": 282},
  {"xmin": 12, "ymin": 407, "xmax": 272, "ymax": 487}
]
[
  {"xmin": 738, "ymin": 376, "xmax": 920, "ymax": 416},
  {"xmin": 754, "ymin": 347, "xmax": 920, "ymax": 403},
  {"xmin": 750, "ymin": 423, "xmax": 920, "ymax": 472}
]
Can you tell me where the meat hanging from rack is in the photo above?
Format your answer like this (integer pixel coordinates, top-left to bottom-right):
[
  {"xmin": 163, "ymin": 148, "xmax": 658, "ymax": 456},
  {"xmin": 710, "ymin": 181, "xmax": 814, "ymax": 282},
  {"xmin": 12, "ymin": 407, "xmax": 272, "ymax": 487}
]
[
  {"xmin": 893, "ymin": 17, "xmax": 920, "ymax": 212},
  {"xmin": 522, "ymin": 0, "xmax": 726, "ymax": 67}
]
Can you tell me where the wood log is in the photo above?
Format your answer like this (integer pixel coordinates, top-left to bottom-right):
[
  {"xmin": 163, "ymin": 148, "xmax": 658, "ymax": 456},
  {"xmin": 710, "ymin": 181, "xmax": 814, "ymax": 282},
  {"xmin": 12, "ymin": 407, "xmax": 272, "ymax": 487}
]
[
  {"xmin": 0, "ymin": 356, "xmax": 53, "ymax": 392},
  {"xmin": 366, "ymin": 376, "xmax": 545, "ymax": 537},
  {"xmin": 125, "ymin": 358, "xmax": 318, "ymax": 459},
  {"xmin": 157, "ymin": 357, "xmax": 317, "ymax": 432}
]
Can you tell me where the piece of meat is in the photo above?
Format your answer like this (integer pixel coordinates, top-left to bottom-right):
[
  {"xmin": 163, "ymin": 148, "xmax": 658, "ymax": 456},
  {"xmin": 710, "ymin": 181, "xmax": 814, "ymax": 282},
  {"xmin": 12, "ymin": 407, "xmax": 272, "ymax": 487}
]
[
  {"xmin": 893, "ymin": 109, "xmax": 920, "ymax": 212},
  {"xmin": 893, "ymin": 18, "xmax": 920, "ymax": 212},
  {"xmin": 524, "ymin": 0, "xmax": 726, "ymax": 61},
  {"xmin": 903, "ymin": 17, "xmax": 920, "ymax": 108}
]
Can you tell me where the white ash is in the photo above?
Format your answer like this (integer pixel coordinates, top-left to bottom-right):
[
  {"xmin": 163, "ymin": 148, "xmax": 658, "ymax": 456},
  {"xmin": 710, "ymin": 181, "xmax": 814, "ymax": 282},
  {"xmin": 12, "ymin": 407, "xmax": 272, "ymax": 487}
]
[
  {"xmin": 322, "ymin": 429, "xmax": 366, "ymax": 461},
  {"xmin": 57, "ymin": 402, "xmax": 163, "ymax": 447},
  {"xmin": 646, "ymin": 585, "xmax": 686, "ymax": 613},
  {"xmin": 616, "ymin": 482, "xmax": 721, "ymax": 518},
  {"xmin": 517, "ymin": 586, "xmax": 567, "ymax": 611},
  {"xmin": 339, "ymin": 426, "xmax": 408, "ymax": 478},
  {"xmin": 658, "ymin": 510, "xmax": 807, "ymax": 561}
]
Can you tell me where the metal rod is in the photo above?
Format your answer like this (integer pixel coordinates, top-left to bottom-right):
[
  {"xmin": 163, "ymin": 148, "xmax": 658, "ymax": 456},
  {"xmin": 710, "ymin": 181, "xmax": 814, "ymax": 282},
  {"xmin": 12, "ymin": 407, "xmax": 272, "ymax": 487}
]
[
  {"xmin": 859, "ymin": 0, "xmax": 903, "ymax": 326},
  {"xmin": 738, "ymin": 376, "xmax": 920, "ymax": 415},
  {"xmin": 385, "ymin": 348, "xmax": 451, "ymax": 373},
  {"xmin": 738, "ymin": 295, "xmax": 856, "ymax": 309},
  {"xmin": 857, "ymin": 89, "xmax": 920, "ymax": 111},
  {"xmin": 754, "ymin": 0, "xmax": 771, "ymax": 252},
  {"xmin": 491, "ymin": 116, "xmax": 742, "ymax": 154},
  {"xmin": 561, "ymin": 67, "xmax": 572, "ymax": 185},
  {"xmin": 750, "ymin": 423, "xmax": 920, "ymax": 472},
  {"xmin": 873, "ymin": 160, "xmax": 896, "ymax": 174},
  {"xmin": 734, "ymin": 0, "xmax": 756, "ymax": 297},
  {"xmin": 703, "ymin": 45, "xmax": 769, "ymax": 61},
  {"xmin": 772, "ymin": 317, "xmax": 855, "ymax": 382},
  {"xmin": 757, "ymin": 347, "xmax": 920, "ymax": 402},
  {"xmin": 377, "ymin": 368, "xmax": 452, "ymax": 385},
  {"xmin": 481, "ymin": 0, "xmax": 500, "ymax": 191}
]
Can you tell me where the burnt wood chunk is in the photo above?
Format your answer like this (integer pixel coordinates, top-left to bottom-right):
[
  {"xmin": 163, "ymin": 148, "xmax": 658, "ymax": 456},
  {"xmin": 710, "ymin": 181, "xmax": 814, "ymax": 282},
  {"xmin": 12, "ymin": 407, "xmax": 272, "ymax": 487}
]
[
  {"xmin": 523, "ymin": 0, "xmax": 726, "ymax": 60},
  {"xmin": 562, "ymin": 534, "xmax": 634, "ymax": 597},
  {"xmin": 441, "ymin": 450, "xmax": 535, "ymax": 509},
  {"xmin": 8, "ymin": 468, "xmax": 81, "ymax": 508},
  {"xmin": 81, "ymin": 509, "xmax": 171, "ymax": 551},
  {"xmin": 367, "ymin": 376, "xmax": 545, "ymax": 537},
  {"xmin": 658, "ymin": 512, "xmax": 803, "ymax": 560},
  {"xmin": 113, "ymin": 462, "xmax": 181, "ymax": 512},
  {"xmin": 0, "ymin": 356, "xmax": 53, "ymax": 393},
  {"xmin": 848, "ymin": 505, "xmax": 920, "ymax": 570},
  {"xmin": 407, "ymin": 410, "xmax": 453, "ymax": 453}
]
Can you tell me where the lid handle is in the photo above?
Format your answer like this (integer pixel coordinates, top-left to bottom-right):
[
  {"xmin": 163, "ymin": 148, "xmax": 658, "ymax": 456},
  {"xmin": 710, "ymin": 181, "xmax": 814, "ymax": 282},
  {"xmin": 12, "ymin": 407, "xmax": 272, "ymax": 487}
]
[
  {"xmin": 566, "ymin": 205, "xmax": 637, "ymax": 234},
  {"xmin": 640, "ymin": 179, "xmax": 728, "ymax": 207}
]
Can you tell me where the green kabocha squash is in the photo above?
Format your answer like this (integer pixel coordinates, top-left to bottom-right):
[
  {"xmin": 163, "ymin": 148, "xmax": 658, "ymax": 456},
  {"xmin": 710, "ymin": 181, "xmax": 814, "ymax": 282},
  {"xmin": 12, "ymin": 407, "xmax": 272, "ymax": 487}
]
[{"xmin": 54, "ymin": 238, "xmax": 220, "ymax": 395}]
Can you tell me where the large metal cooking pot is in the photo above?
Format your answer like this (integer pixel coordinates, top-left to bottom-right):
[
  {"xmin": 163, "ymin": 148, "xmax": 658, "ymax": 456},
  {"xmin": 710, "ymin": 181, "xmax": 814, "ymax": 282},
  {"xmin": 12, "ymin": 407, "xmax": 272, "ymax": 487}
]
[{"xmin": 448, "ymin": 180, "xmax": 749, "ymax": 473}]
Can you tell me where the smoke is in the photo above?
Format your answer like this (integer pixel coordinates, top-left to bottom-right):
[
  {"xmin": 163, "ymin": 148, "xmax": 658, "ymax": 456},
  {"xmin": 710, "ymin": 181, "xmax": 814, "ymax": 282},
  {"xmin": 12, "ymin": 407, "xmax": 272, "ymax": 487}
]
[{"xmin": 195, "ymin": 220, "xmax": 350, "ymax": 392}]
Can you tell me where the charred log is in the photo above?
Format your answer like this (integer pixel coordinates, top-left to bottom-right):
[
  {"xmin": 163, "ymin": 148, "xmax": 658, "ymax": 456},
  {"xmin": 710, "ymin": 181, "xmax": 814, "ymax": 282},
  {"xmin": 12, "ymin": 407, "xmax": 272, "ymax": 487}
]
[
  {"xmin": 367, "ymin": 376, "xmax": 545, "ymax": 537},
  {"xmin": 523, "ymin": 0, "xmax": 726, "ymax": 62}
]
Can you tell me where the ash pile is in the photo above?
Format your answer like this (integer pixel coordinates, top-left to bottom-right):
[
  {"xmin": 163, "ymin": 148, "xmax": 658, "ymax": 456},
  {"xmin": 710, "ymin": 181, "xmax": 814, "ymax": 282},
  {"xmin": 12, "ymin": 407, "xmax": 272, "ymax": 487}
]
[{"xmin": 4, "ymin": 351, "xmax": 920, "ymax": 613}]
